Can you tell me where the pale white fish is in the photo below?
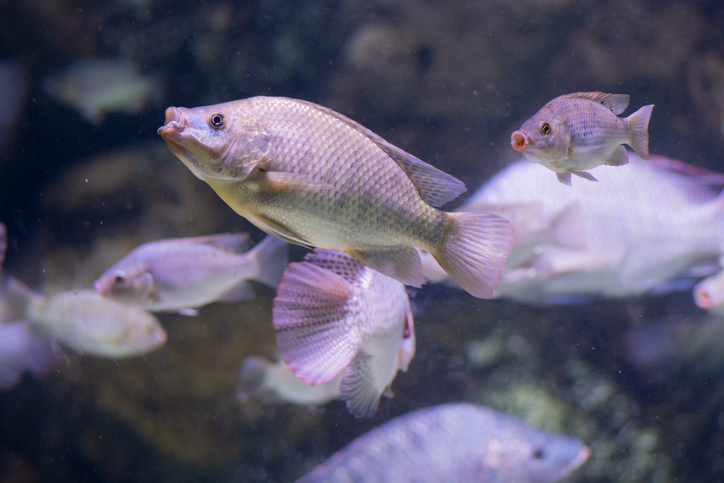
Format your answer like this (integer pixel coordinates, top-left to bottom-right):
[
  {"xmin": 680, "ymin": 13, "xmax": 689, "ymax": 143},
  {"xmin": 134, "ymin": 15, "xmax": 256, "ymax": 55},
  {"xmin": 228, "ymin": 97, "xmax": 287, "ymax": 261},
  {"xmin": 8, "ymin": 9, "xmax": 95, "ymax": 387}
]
[
  {"xmin": 237, "ymin": 355, "xmax": 343, "ymax": 406},
  {"xmin": 0, "ymin": 321, "xmax": 57, "ymax": 391},
  {"xmin": 511, "ymin": 92, "xmax": 653, "ymax": 185},
  {"xmin": 422, "ymin": 154, "xmax": 724, "ymax": 304},
  {"xmin": 273, "ymin": 249, "xmax": 415, "ymax": 418},
  {"xmin": 94, "ymin": 234, "xmax": 288, "ymax": 314},
  {"xmin": 27, "ymin": 289, "xmax": 167, "ymax": 358},
  {"xmin": 158, "ymin": 96, "xmax": 513, "ymax": 299},
  {"xmin": 43, "ymin": 59, "xmax": 159, "ymax": 125},
  {"xmin": 297, "ymin": 403, "xmax": 590, "ymax": 483}
]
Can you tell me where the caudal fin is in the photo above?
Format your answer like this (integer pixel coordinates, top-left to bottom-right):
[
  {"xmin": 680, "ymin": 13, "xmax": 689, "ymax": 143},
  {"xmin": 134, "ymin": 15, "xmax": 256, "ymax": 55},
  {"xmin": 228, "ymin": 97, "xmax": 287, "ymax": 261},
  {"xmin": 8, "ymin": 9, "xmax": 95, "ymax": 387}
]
[
  {"xmin": 432, "ymin": 212, "xmax": 514, "ymax": 299},
  {"xmin": 250, "ymin": 236, "xmax": 289, "ymax": 288},
  {"xmin": 627, "ymin": 104, "xmax": 654, "ymax": 160}
]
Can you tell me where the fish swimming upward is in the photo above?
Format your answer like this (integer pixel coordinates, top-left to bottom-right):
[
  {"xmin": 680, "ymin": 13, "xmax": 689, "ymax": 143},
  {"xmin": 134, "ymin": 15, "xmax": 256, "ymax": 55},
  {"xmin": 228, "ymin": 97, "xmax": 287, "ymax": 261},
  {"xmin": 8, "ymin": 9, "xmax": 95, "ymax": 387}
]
[
  {"xmin": 272, "ymin": 249, "xmax": 415, "ymax": 418},
  {"xmin": 297, "ymin": 403, "xmax": 590, "ymax": 483},
  {"xmin": 511, "ymin": 92, "xmax": 654, "ymax": 185},
  {"xmin": 94, "ymin": 233, "xmax": 288, "ymax": 315},
  {"xmin": 158, "ymin": 96, "xmax": 513, "ymax": 299}
]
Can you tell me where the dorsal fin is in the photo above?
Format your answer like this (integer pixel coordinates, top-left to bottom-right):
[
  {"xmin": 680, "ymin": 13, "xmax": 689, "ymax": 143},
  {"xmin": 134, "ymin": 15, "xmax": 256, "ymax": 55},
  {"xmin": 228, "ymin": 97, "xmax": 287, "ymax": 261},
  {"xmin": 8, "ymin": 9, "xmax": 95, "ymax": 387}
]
[
  {"xmin": 290, "ymin": 98, "xmax": 466, "ymax": 207},
  {"xmin": 561, "ymin": 92, "xmax": 630, "ymax": 115}
]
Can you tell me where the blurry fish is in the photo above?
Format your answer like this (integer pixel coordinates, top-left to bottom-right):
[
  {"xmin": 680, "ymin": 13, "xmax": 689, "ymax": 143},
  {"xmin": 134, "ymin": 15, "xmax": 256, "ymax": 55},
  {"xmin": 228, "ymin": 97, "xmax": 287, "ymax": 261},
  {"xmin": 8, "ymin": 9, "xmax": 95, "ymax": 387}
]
[
  {"xmin": 26, "ymin": 289, "xmax": 167, "ymax": 358},
  {"xmin": 237, "ymin": 355, "xmax": 343, "ymax": 405},
  {"xmin": 43, "ymin": 59, "xmax": 159, "ymax": 124},
  {"xmin": 158, "ymin": 96, "xmax": 513, "ymax": 299},
  {"xmin": 0, "ymin": 61, "xmax": 28, "ymax": 153},
  {"xmin": 0, "ymin": 224, "xmax": 57, "ymax": 389},
  {"xmin": 273, "ymin": 249, "xmax": 415, "ymax": 417},
  {"xmin": 511, "ymin": 92, "xmax": 654, "ymax": 185},
  {"xmin": 94, "ymin": 234, "xmax": 288, "ymax": 315},
  {"xmin": 297, "ymin": 403, "xmax": 590, "ymax": 483},
  {"xmin": 693, "ymin": 267, "xmax": 724, "ymax": 316},
  {"xmin": 421, "ymin": 154, "xmax": 724, "ymax": 304}
]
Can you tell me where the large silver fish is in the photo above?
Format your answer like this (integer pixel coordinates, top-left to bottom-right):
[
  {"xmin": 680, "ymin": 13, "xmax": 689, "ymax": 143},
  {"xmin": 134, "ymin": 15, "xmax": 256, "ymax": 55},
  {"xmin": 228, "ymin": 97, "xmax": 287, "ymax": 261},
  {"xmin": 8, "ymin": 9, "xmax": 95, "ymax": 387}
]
[
  {"xmin": 422, "ymin": 154, "xmax": 724, "ymax": 304},
  {"xmin": 93, "ymin": 233, "xmax": 288, "ymax": 315},
  {"xmin": 273, "ymin": 249, "xmax": 415, "ymax": 418},
  {"xmin": 157, "ymin": 96, "xmax": 513, "ymax": 299},
  {"xmin": 297, "ymin": 403, "xmax": 590, "ymax": 483},
  {"xmin": 511, "ymin": 92, "xmax": 654, "ymax": 185}
]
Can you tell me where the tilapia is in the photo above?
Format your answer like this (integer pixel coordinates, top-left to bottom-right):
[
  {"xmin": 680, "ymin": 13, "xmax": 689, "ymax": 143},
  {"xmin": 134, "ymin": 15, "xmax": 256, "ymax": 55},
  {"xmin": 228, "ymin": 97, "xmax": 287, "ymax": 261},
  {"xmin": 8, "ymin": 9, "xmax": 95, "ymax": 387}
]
[
  {"xmin": 511, "ymin": 92, "xmax": 654, "ymax": 185},
  {"xmin": 94, "ymin": 233, "xmax": 288, "ymax": 314},
  {"xmin": 158, "ymin": 96, "xmax": 513, "ymax": 299},
  {"xmin": 422, "ymin": 154, "xmax": 724, "ymax": 304},
  {"xmin": 26, "ymin": 289, "xmax": 167, "ymax": 358},
  {"xmin": 273, "ymin": 249, "xmax": 415, "ymax": 417},
  {"xmin": 43, "ymin": 59, "xmax": 158, "ymax": 125},
  {"xmin": 237, "ymin": 355, "xmax": 343, "ymax": 405},
  {"xmin": 297, "ymin": 403, "xmax": 590, "ymax": 483}
]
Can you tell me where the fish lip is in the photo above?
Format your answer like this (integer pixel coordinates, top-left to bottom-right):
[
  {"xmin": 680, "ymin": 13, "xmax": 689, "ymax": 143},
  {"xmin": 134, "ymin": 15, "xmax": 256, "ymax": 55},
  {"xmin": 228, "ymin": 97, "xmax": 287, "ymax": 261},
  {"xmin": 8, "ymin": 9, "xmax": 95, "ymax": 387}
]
[
  {"xmin": 510, "ymin": 130, "xmax": 529, "ymax": 151},
  {"xmin": 157, "ymin": 106, "xmax": 185, "ymax": 138}
]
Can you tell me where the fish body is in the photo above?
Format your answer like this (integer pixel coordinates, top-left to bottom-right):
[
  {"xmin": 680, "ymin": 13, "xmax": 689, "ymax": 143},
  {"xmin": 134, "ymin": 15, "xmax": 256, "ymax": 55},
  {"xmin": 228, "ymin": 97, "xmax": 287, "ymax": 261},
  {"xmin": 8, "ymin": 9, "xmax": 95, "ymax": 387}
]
[
  {"xmin": 422, "ymin": 154, "xmax": 724, "ymax": 303},
  {"xmin": 237, "ymin": 355, "xmax": 343, "ymax": 405},
  {"xmin": 27, "ymin": 289, "xmax": 167, "ymax": 358},
  {"xmin": 158, "ymin": 96, "xmax": 513, "ymax": 299},
  {"xmin": 93, "ymin": 234, "xmax": 288, "ymax": 314},
  {"xmin": 273, "ymin": 249, "xmax": 415, "ymax": 417},
  {"xmin": 511, "ymin": 92, "xmax": 654, "ymax": 185},
  {"xmin": 43, "ymin": 59, "xmax": 157, "ymax": 124},
  {"xmin": 297, "ymin": 403, "xmax": 590, "ymax": 483}
]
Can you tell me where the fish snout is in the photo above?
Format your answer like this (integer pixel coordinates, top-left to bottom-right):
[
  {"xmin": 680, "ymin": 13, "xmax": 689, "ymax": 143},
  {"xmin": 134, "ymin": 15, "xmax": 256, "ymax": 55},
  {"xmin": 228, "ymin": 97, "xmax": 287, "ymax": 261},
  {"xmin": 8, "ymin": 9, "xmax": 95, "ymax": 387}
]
[
  {"xmin": 694, "ymin": 283, "xmax": 714, "ymax": 309},
  {"xmin": 510, "ymin": 131, "xmax": 529, "ymax": 151},
  {"xmin": 157, "ymin": 107, "xmax": 185, "ymax": 137}
]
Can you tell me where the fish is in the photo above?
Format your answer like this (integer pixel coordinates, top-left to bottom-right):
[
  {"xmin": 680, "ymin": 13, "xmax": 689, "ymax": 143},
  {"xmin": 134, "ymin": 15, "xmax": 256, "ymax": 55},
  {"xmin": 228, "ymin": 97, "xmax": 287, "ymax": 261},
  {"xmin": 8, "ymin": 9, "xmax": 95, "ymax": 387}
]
[
  {"xmin": 510, "ymin": 92, "xmax": 654, "ymax": 185},
  {"xmin": 272, "ymin": 249, "xmax": 415, "ymax": 417},
  {"xmin": 93, "ymin": 233, "xmax": 288, "ymax": 315},
  {"xmin": 237, "ymin": 355, "xmax": 343, "ymax": 405},
  {"xmin": 26, "ymin": 289, "xmax": 167, "ymax": 358},
  {"xmin": 43, "ymin": 59, "xmax": 159, "ymax": 125},
  {"xmin": 693, "ymin": 267, "xmax": 724, "ymax": 316},
  {"xmin": 296, "ymin": 403, "xmax": 590, "ymax": 483},
  {"xmin": 421, "ymin": 154, "xmax": 724, "ymax": 304},
  {"xmin": 157, "ymin": 96, "xmax": 513, "ymax": 299},
  {"xmin": 0, "ymin": 224, "xmax": 57, "ymax": 390}
]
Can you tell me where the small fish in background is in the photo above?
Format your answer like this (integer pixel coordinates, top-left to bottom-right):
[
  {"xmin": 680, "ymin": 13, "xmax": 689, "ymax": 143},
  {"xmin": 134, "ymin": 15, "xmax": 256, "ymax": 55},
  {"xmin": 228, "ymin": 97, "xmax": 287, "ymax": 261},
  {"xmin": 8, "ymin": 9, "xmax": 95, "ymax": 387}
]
[
  {"xmin": 296, "ymin": 403, "xmax": 590, "ymax": 483},
  {"xmin": 511, "ymin": 92, "xmax": 654, "ymax": 185},
  {"xmin": 420, "ymin": 154, "xmax": 724, "ymax": 304},
  {"xmin": 693, "ymin": 267, "xmax": 724, "ymax": 316},
  {"xmin": 26, "ymin": 289, "xmax": 167, "ymax": 358},
  {"xmin": 94, "ymin": 234, "xmax": 288, "ymax": 315},
  {"xmin": 0, "ymin": 60, "xmax": 28, "ymax": 154},
  {"xmin": 0, "ymin": 223, "xmax": 57, "ymax": 390},
  {"xmin": 158, "ymin": 96, "xmax": 514, "ymax": 299},
  {"xmin": 273, "ymin": 249, "xmax": 415, "ymax": 418},
  {"xmin": 237, "ymin": 355, "xmax": 343, "ymax": 405},
  {"xmin": 43, "ymin": 59, "xmax": 161, "ymax": 125}
]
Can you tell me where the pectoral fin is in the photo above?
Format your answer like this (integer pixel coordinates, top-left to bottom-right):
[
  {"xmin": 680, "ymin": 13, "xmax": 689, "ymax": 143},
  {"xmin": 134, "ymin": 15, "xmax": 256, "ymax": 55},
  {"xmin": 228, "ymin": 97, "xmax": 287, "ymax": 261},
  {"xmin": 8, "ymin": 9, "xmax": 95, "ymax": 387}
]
[
  {"xmin": 261, "ymin": 171, "xmax": 336, "ymax": 194},
  {"xmin": 556, "ymin": 172, "xmax": 573, "ymax": 186},
  {"xmin": 247, "ymin": 213, "xmax": 314, "ymax": 248}
]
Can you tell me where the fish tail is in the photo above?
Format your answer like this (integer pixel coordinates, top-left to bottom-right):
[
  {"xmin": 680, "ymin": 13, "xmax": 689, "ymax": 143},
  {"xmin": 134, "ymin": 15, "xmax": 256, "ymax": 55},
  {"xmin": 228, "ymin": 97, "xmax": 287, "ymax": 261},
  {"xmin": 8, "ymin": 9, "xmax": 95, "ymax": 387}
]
[
  {"xmin": 432, "ymin": 212, "xmax": 514, "ymax": 299},
  {"xmin": 626, "ymin": 104, "xmax": 654, "ymax": 160},
  {"xmin": 250, "ymin": 236, "xmax": 289, "ymax": 288},
  {"xmin": 237, "ymin": 356, "xmax": 272, "ymax": 402}
]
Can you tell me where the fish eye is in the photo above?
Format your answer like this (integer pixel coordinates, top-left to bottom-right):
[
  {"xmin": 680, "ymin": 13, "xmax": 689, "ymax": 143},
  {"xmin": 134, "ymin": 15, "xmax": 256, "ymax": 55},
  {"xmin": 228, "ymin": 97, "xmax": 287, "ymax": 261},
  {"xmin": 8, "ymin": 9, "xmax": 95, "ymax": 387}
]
[
  {"xmin": 209, "ymin": 113, "xmax": 225, "ymax": 129},
  {"xmin": 113, "ymin": 273, "xmax": 125, "ymax": 285},
  {"xmin": 532, "ymin": 448, "xmax": 545, "ymax": 460},
  {"xmin": 540, "ymin": 123, "xmax": 551, "ymax": 135}
]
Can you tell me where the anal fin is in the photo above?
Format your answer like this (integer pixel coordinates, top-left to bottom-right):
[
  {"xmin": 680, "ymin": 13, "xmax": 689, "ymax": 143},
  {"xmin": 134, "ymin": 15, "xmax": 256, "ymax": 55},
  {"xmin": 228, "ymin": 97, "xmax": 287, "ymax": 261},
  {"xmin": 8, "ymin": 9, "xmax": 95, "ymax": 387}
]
[{"xmin": 348, "ymin": 245, "xmax": 425, "ymax": 288}]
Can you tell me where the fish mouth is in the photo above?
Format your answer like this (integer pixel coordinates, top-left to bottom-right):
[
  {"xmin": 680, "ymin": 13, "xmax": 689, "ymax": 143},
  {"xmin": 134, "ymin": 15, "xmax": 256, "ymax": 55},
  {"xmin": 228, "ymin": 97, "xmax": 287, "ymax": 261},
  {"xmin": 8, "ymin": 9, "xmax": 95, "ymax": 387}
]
[
  {"xmin": 157, "ymin": 107, "xmax": 186, "ymax": 139},
  {"xmin": 510, "ymin": 130, "xmax": 529, "ymax": 151},
  {"xmin": 694, "ymin": 285, "xmax": 713, "ymax": 309}
]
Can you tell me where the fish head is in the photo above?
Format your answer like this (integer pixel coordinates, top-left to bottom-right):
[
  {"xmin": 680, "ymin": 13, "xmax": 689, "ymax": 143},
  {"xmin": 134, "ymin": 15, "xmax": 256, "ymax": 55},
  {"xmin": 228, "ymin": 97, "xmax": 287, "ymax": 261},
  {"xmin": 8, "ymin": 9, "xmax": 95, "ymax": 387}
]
[
  {"xmin": 512, "ymin": 109, "xmax": 570, "ymax": 162},
  {"xmin": 693, "ymin": 274, "xmax": 724, "ymax": 310},
  {"xmin": 158, "ymin": 102, "xmax": 270, "ymax": 182},
  {"xmin": 512, "ymin": 430, "xmax": 590, "ymax": 482},
  {"xmin": 94, "ymin": 265, "xmax": 153, "ymax": 305},
  {"xmin": 396, "ymin": 301, "xmax": 416, "ymax": 371}
]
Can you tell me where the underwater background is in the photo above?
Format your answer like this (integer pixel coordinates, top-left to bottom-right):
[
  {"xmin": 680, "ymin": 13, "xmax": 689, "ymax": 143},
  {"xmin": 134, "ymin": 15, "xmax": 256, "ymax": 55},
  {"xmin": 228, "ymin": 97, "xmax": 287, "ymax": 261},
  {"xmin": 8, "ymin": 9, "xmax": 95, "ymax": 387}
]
[{"xmin": 1, "ymin": 0, "xmax": 724, "ymax": 481}]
